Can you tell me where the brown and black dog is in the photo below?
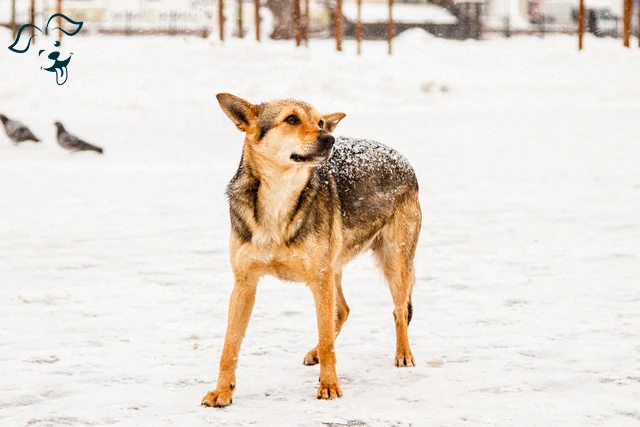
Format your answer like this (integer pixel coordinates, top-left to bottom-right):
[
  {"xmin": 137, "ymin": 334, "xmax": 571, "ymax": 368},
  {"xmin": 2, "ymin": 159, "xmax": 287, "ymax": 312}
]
[{"xmin": 202, "ymin": 93, "xmax": 422, "ymax": 407}]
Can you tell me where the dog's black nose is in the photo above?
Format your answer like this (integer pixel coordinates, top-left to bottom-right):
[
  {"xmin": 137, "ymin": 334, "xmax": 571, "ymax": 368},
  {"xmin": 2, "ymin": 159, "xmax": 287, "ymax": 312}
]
[
  {"xmin": 48, "ymin": 51, "xmax": 60, "ymax": 60},
  {"xmin": 318, "ymin": 134, "xmax": 335, "ymax": 151}
]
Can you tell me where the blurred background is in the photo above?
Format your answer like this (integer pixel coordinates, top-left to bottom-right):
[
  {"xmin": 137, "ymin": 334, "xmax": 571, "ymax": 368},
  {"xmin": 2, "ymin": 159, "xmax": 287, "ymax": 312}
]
[{"xmin": 0, "ymin": 0, "xmax": 638, "ymax": 42}]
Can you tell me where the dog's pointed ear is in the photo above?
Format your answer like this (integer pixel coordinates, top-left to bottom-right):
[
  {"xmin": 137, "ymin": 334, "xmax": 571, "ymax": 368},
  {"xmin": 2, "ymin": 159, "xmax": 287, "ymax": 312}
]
[
  {"xmin": 46, "ymin": 14, "xmax": 83, "ymax": 36},
  {"xmin": 322, "ymin": 113, "xmax": 347, "ymax": 132},
  {"xmin": 216, "ymin": 93, "xmax": 257, "ymax": 132},
  {"xmin": 322, "ymin": 112, "xmax": 346, "ymax": 133},
  {"xmin": 8, "ymin": 24, "xmax": 43, "ymax": 53}
]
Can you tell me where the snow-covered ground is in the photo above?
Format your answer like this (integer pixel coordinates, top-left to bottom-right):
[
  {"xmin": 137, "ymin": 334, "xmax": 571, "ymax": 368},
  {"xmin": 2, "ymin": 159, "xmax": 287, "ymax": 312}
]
[{"xmin": 1, "ymin": 30, "xmax": 639, "ymax": 426}]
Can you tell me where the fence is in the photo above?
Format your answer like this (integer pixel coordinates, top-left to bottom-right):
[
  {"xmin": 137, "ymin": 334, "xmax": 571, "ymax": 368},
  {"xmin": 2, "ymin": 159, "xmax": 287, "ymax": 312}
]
[{"xmin": 2, "ymin": 2, "xmax": 639, "ymax": 52}]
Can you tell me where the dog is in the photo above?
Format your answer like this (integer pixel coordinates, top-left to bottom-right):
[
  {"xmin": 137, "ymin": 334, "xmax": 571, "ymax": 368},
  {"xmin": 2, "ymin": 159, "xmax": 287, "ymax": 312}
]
[
  {"xmin": 8, "ymin": 13, "xmax": 83, "ymax": 86},
  {"xmin": 201, "ymin": 94, "xmax": 422, "ymax": 407}
]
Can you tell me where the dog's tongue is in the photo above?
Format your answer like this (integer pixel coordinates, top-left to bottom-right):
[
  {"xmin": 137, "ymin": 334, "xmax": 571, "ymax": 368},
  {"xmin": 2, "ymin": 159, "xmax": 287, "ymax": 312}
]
[{"xmin": 55, "ymin": 66, "xmax": 68, "ymax": 86}]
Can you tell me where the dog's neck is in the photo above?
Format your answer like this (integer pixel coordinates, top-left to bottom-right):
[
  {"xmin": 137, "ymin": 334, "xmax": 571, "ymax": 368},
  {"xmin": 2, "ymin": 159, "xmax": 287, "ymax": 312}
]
[{"xmin": 240, "ymin": 149, "xmax": 316, "ymax": 247}]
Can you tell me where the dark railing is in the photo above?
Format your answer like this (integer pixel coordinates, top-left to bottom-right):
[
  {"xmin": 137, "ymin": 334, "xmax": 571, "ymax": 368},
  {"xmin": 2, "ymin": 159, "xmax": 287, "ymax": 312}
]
[{"xmin": 0, "ymin": 5, "xmax": 633, "ymax": 40}]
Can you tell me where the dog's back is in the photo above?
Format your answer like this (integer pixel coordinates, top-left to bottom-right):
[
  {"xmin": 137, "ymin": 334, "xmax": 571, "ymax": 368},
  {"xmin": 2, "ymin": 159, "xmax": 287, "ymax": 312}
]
[{"xmin": 321, "ymin": 137, "xmax": 420, "ymax": 258}]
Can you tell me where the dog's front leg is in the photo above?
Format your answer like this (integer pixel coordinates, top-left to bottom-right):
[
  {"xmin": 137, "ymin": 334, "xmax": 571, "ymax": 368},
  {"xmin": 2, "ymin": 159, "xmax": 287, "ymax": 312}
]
[
  {"xmin": 310, "ymin": 273, "xmax": 343, "ymax": 399},
  {"xmin": 202, "ymin": 271, "xmax": 258, "ymax": 407}
]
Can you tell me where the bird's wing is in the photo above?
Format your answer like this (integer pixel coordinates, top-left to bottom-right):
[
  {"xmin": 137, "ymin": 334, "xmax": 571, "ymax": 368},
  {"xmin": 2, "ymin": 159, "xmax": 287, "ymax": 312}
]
[
  {"xmin": 62, "ymin": 132, "xmax": 100, "ymax": 151},
  {"xmin": 15, "ymin": 126, "xmax": 38, "ymax": 141},
  {"xmin": 6, "ymin": 120, "xmax": 25, "ymax": 134},
  {"xmin": 6, "ymin": 120, "xmax": 36, "ymax": 141},
  {"xmin": 61, "ymin": 132, "xmax": 86, "ymax": 148}
]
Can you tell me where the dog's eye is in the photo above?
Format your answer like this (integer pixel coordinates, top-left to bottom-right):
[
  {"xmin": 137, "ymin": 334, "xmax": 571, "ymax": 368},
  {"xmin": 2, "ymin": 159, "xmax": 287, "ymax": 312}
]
[
  {"xmin": 285, "ymin": 115, "xmax": 300, "ymax": 125},
  {"xmin": 318, "ymin": 120, "xmax": 324, "ymax": 129}
]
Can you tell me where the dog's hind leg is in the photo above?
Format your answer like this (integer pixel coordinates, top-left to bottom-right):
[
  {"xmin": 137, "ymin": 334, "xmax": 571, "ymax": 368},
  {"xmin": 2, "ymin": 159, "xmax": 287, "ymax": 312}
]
[
  {"xmin": 373, "ymin": 193, "xmax": 421, "ymax": 367},
  {"xmin": 304, "ymin": 271, "xmax": 349, "ymax": 366}
]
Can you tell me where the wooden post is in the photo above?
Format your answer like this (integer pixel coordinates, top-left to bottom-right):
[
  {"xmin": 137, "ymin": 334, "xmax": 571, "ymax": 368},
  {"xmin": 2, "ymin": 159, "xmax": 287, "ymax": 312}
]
[
  {"xmin": 254, "ymin": 0, "xmax": 261, "ymax": 41},
  {"xmin": 219, "ymin": 0, "xmax": 225, "ymax": 41},
  {"xmin": 623, "ymin": 0, "xmax": 632, "ymax": 47},
  {"xmin": 578, "ymin": 0, "xmax": 584, "ymax": 50},
  {"xmin": 335, "ymin": 0, "xmax": 342, "ymax": 51},
  {"xmin": 387, "ymin": 0, "xmax": 394, "ymax": 55},
  {"xmin": 294, "ymin": 0, "xmax": 301, "ymax": 46},
  {"xmin": 10, "ymin": 0, "xmax": 16, "ymax": 39},
  {"xmin": 57, "ymin": 0, "xmax": 62, "ymax": 44},
  {"xmin": 356, "ymin": 0, "xmax": 362, "ymax": 54},
  {"xmin": 304, "ymin": 0, "xmax": 310, "ymax": 46},
  {"xmin": 30, "ymin": 0, "xmax": 36, "ymax": 43},
  {"xmin": 238, "ymin": 0, "xmax": 244, "ymax": 38}
]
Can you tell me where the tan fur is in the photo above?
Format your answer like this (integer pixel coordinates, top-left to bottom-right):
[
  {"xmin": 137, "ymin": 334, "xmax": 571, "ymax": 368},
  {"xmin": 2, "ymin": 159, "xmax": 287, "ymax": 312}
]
[{"xmin": 202, "ymin": 94, "xmax": 421, "ymax": 407}]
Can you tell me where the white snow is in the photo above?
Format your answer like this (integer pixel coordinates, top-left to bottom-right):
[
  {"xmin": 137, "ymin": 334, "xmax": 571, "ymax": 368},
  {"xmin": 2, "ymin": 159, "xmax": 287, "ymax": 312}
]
[{"xmin": 1, "ymin": 29, "xmax": 640, "ymax": 426}]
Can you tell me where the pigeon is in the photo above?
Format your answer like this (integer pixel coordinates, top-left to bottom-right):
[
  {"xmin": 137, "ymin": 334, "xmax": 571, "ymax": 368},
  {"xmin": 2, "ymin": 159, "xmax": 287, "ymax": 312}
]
[
  {"xmin": 0, "ymin": 114, "xmax": 40, "ymax": 144},
  {"xmin": 54, "ymin": 122, "xmax": 103, "ymax": 154}
]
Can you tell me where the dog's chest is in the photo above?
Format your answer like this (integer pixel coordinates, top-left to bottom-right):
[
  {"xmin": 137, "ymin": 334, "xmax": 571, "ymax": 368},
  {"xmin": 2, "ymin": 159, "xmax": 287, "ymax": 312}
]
[
  {"xmin": 236, "ymin": 239, "xmax": 312, "ymax": 282},
  {"xmin": 238, "ymin": 204, "xmax": 313, "ymax": 281},
  {"xmin": 251, "ymin": 174, "xmax": 308, "ymax": 251}
]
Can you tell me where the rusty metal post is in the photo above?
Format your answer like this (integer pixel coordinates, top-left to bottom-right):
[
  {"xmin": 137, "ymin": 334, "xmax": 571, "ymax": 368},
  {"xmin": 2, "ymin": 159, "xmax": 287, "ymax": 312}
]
[
  {"xmin": 58, "ymin": 0, "xmax": 63, "ymax": 44},
  {"xmin": 238, "ymin": 0, "xmax": 245, "ymax": 38},
  {"xmin": 578, "ymin": 0, "xmax": 584, "ymax": 50},
  {"xmin": 335, "ymin": 0, "xmax": 342, "ymax": 51},
  {"xmin": 294, "ymin": 0, "xmax": 301, "ymax": 46},
  {"xmin": 254, "ymin": 0, "xmax": 261, "ymax": 41},
  {"xmin": 304, "ymin": 0, "xmax": 310, "ymax": 46},
  {"xmin": 387, "ymin": 0, "xmax": 394, "ymax": 55},
  {"xmin": 10, "ymin": 0, "xmax": 16, "ymax": 39},
  {"xmin": 623, "ymin": 0, "xmax": 632, "ymax": 47},
  {"xmin": 219, "ymin": 0, "xmax": 225, "ymax": 41},
  {"xmin": 356, "ymin": 0, "xmax": 362, "ymax": 54},
  {"xmin": 29, "ymin": 0, "xmax": 36, "ymax": 43}
]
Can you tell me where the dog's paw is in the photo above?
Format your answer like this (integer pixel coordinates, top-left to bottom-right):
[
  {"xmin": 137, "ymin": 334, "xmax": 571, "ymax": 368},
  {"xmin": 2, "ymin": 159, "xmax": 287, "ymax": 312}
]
[
  {"xmin": 303, "ymin": 348, "xmax": 319, "ymax": 366},
  {"xmin": 395, "ymin": 352, "xmax": 415, "ymax": 367},
  {"xmin": 317, "ymin": 382, "xmax": 343, "ymax": 400},
  {"xmin": 201, "ymin": 388, "xmax": 233, "ymax": 408}
]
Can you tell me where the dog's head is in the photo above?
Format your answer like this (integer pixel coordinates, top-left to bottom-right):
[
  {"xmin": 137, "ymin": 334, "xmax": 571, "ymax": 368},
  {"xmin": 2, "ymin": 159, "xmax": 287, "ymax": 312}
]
[
  {"xmin": 8, "ymin": 14, "xmax": 83, "ymax": 86},
  {"xmin": 217, "ymin": 93, "xmax": 346, "ymax": 169}
]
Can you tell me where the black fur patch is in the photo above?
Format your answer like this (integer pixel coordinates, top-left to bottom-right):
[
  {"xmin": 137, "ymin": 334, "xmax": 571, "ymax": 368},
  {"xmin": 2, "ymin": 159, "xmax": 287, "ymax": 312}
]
[
  {"xmin": 407, "ymin": 300, "xmax": 413, "ymax": 325},
  {"xmin": 289, "ymin": 175, "xmax": 315, "ymax": 222},
  {"xmin": 229, "ymin": 206, "xmax": 252, "ymax": 243},
  {"xmin": 228, "ymin": 103, "xmax": 248, "ymax": 126},
  {"xmin": 258, "ymin": 122, "xmax": 271, "ymax": 140},
  {"xmin": 226, "ymin": 157, "xmax": 259, "ymax": 244},
  {"xmin": 249, "ymin": 180, "xmax": 260, "ymax": 222}
]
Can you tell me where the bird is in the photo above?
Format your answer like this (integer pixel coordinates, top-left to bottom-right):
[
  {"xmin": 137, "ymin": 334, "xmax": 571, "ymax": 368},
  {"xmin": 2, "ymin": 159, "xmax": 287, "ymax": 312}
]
[
  {"xmin": 54, "ymin": 122, "xmax": 103, "ymax": 154},
  {"xmin": 0, "ymin": 114, "xmax": 40, "ymax": 144}
]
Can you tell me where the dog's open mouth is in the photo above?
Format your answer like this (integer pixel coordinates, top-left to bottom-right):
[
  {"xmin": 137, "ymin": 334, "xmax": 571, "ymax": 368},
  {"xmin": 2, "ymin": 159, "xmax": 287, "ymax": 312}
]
[
  {"xmin": 290, "ymin": 149, "xmax": 333, "ymax": 164},
  {"xmin": 43, "ymin": 55, "xmax": 72, "ymax": 86}
]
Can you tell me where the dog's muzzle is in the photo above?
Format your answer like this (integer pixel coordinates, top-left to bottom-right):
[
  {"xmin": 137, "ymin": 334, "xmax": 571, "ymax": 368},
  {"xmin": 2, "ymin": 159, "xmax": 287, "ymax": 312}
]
[{"xmin": 290, "ymin": 135, "xmax": 335, "ymax": 164}]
